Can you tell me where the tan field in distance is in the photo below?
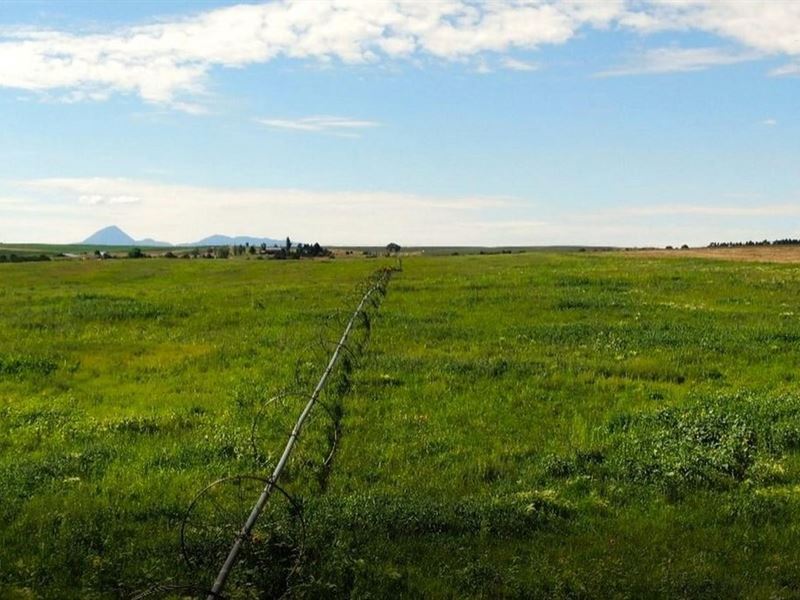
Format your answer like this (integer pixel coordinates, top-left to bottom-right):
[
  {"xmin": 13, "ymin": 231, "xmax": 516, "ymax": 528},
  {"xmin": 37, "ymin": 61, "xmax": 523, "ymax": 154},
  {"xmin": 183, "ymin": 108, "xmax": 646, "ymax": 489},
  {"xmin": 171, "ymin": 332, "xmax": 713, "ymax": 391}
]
[{"xmin": 634, "ymin": 245, "xmax": 800, "ymax": 263}]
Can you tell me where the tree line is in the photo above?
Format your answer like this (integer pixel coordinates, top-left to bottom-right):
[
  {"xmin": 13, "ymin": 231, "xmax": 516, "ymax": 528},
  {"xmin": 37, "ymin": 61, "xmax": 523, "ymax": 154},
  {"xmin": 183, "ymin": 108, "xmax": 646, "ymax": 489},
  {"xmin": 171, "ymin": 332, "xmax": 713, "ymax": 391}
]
[
  {"xmin": 708, "ymin": 238, "xmax": 800, "ymax": 248},
  {"xmin": 122, "ymin": 237, "xmax": 332, "ymax": 260},
  {"xmin": 0, "ymin": 253, "xmax": 51, "ymax": 263}
]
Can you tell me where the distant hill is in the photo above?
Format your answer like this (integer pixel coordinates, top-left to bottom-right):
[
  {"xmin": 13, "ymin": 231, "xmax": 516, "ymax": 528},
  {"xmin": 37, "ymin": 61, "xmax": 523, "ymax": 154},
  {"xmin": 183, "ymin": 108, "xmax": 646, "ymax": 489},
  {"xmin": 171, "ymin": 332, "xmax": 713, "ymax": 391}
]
[
  {"xmin": 82, "ymin": 226, "xmax": 287, "ymax": 248},
  {"xmin": 136, "ymin": 238, "xmax": 171, "ymax": 247},
  {"xmin": 188, "ymin": 234, "xmax": 284, "ymax": 247},
  {"xmin": 81, "ymin": 226, "xmax": 170, "ymax": 247}
]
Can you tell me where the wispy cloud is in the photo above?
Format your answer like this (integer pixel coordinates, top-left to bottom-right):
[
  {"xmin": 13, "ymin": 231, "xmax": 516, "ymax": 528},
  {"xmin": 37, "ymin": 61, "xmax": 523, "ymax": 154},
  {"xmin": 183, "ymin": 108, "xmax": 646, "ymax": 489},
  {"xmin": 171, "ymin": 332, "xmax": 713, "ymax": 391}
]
[
  {"xmin": 769, "ymin": 63, "xmax": 800, "ymax": 77},
  {"xmin": 612, "ymin": 204, "xmax": 800, "ymax": 218},
  {"xmin": 761, "ymin": 118, "xmax": 778, "ymax": 127},
  {"xmin": 501, "ymin": 57, "xmax": 539, "ymax": 72},
  {"xmin": 6, "ymin": 177, "xmax": 517, "ymax": 245},
  {"xmin": 474, "ymin": 57, "xmax": 493, "ymax": 75},
  {"xmin": 5, "ymin": 178, "xmax": 800, "ymax": 247},
  {"xmin": 597, "ymin": 46, "xmax": 760, "ymax": 77},
  {"xmin": 255, "ymin": 115, "xmax": 380, "ymax": 137},
  {"xmin": 78, "ymin": 194, "xmax": 141, "ymax": 206}
]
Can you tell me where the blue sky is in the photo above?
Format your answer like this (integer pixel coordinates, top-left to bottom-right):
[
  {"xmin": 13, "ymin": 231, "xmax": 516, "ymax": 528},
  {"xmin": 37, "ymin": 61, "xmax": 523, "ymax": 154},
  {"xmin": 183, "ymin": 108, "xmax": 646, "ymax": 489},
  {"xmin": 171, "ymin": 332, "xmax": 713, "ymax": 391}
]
[{"xmin": 0, "ymin": 1, "xmax": 798, "ymax": 246}]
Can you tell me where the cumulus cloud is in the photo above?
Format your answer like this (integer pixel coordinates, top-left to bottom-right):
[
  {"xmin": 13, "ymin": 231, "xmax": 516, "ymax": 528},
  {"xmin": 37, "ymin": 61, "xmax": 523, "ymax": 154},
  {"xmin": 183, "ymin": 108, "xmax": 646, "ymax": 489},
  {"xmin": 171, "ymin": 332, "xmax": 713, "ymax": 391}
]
[
  {"xmin": 255, "ymin": 115, "xmax": 380, "ymax": 136},
  {"xmin": 620, "ymin": 1, "xmax": 800, "ymax": 56},
  {"xmin": 2, "ymin": 1, "xmax": 798, "ymax": 110},
  {"xmin": 0, "ymin": 1, "xmax": 604, "ymax": 110},
  {"xmin": 597, "ymin": 46, "xmax": 759, "ymax": 77}
]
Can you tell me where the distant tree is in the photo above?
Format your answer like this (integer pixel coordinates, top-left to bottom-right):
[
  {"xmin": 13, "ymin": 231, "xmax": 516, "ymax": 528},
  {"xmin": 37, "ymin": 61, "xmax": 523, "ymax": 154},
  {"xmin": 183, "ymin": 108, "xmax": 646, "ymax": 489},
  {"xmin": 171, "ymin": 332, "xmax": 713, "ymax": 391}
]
[
  {"xmin": 248, "ymin": 245, "xmax": 256, "ymax": 255},
  {"xmin": 386, "ymin": 242, "xmax": 401, "ymax": 254},
  {"xmin": 215, "ymin": 246, "xmax": 231, "ymax": 259},
  {"xmin": 292, "ymin": 241, "xmax": 330, "ymax": 258},
  {"xmin": 285, "ymin": 237, "xmax": 292, "ymax": 254},
  {"xmin": 128, "ymin": 247, "xmax": 144, "ymax": 259}
]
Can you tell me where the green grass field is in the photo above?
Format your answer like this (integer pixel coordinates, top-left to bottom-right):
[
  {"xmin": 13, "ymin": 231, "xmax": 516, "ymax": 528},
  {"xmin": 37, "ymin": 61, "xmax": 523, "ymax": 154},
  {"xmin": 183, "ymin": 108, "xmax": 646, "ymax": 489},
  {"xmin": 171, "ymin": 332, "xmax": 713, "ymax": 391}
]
[{"xmin": 3, "ymin": 252, "xmax": 800, "ymax": 598}]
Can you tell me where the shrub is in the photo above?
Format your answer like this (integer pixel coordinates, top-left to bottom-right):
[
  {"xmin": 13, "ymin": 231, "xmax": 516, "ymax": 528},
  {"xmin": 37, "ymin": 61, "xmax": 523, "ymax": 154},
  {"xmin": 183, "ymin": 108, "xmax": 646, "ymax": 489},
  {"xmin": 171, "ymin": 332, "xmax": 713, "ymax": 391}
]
[
  {"xmin": 555, "ymin": 394, "xmax": 800, "ymax": 496},
  {"xmin": 0, "ymin": 354, "xmax": 58, "ymax": 377}
]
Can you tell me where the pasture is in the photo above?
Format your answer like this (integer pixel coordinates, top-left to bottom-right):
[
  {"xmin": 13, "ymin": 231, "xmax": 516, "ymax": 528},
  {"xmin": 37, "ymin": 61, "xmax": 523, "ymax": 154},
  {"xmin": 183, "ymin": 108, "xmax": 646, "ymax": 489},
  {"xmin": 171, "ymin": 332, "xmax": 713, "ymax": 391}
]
[{"xmin": 2, "ymin": 252, "xmax": 800, "ymax": 598}]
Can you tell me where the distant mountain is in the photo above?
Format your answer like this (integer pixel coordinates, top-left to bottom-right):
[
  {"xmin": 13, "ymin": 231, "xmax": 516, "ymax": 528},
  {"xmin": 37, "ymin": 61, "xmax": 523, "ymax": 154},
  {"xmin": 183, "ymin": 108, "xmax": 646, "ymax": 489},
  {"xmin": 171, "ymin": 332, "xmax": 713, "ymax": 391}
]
[
  {"xmin": 188, "ymin": 234, "xmax": 284, "ymax": 247},
  {"xmin": 82, "ymin": 226, "xmax": 136, "ymax": 245},
  {"xmin": 81, "ymin": 226, "xmax": 170, "ymax": 247}
]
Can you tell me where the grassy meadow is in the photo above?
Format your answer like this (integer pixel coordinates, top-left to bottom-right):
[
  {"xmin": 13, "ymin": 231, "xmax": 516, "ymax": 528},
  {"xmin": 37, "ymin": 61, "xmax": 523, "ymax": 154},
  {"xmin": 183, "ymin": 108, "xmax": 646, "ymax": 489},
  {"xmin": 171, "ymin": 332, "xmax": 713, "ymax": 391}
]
[{"xmin": 2, "ymin": 252, "xmax": 800, "ymax": 598}]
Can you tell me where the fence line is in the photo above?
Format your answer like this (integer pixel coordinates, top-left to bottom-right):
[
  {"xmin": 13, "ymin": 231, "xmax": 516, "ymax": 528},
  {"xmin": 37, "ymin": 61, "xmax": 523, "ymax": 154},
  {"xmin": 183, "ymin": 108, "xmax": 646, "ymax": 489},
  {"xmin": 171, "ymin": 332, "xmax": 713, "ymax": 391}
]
[{"xmin": 206, "ymin": 266, "xmax": 396, "ymax": 599}]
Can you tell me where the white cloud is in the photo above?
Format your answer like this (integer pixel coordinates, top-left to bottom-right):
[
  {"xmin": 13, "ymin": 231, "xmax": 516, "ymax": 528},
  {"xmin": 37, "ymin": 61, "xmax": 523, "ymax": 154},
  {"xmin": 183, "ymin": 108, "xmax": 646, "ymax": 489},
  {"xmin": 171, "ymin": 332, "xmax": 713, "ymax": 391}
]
[
  {"xmin": 761, "ymin": 118, "xmax": 778, "ymax": 127},
  {"xmin": 621, "ymin": 1, "xmax": 800, "ymax": 57},
  {"xmin": 5, "ymin": 1, "xmax": 800, "ymax": 110},
  {"xmin": 255, "ymin": 115, "xmax": 380, "ymax": 136},
  {"xmin": 0, "ymin": 1, "xmax": 611, "ymax": 110},
  {"xmin": 597, "ymin": 46, "xmax": 759, "ymax": 77}
]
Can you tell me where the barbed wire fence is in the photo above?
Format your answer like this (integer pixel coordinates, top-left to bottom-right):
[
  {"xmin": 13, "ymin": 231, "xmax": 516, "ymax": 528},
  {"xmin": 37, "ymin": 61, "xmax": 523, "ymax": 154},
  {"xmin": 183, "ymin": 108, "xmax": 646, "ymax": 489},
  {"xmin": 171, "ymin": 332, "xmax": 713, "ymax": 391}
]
[{"xmin": 134, "ymin": 262, "xmax": 400, "ymax": 599}]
